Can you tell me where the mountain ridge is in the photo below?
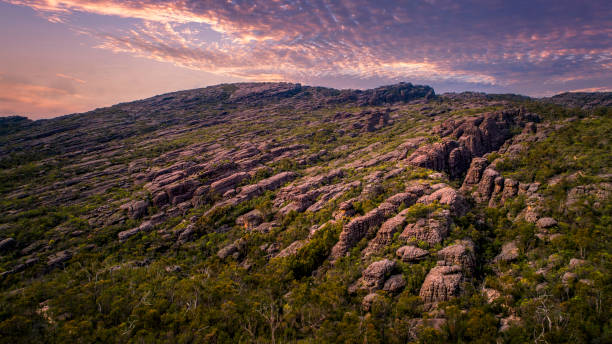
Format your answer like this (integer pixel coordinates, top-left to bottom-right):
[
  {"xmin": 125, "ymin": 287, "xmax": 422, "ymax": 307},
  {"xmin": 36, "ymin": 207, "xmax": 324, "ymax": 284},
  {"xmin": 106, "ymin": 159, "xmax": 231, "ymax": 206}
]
[{"xmin": 0, "ymin": 81, "xmax": 610, "ymax": 343}]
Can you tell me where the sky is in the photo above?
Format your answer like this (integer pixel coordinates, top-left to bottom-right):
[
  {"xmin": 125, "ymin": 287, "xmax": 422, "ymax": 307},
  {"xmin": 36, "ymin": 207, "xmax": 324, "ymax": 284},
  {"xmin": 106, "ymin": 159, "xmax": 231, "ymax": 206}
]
[{"xmin": 0, "ymin": 0, "xmax": 610, "ymax": 119}]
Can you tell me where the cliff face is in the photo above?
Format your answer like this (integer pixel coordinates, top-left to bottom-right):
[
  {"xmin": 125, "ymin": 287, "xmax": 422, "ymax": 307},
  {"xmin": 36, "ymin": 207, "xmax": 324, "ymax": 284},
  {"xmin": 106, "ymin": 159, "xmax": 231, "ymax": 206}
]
[{"xmin": 0, "ymin": 83, "xmax": 610, "ymax": 343}]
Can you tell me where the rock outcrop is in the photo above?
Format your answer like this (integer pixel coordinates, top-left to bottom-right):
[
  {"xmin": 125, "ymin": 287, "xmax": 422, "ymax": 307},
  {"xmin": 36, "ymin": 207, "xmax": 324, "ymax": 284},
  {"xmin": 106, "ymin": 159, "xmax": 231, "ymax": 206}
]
[
  {"xmin": 419, "ymin": 264, "xmax": 464, "ymax": 306},
  {"xmin": 396, "ymin": 245, "xmax": 429, "ymax": 262},
  {"xmin": 399, "ymin": 209, "xmax": 451, "ymax": 246},
  {"xmin": 408, "ymin": 110, "xmax": 538, "ymax": 178},
  {"xmin": 331, "ymin": 189, "xmax": 423, "ymax": 259},
  {"xmin": 350, "ymin": 259, "xmax": 396, "ymax": 293}
]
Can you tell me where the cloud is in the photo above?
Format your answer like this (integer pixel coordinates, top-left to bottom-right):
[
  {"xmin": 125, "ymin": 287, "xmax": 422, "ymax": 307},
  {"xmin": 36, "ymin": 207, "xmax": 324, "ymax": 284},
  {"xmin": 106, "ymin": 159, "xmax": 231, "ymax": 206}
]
[
  {"xmin": 4, "ymin": 0, "xmax": 611, "ymax": 94},
  {"xmin": 56, "ymin": 73, "xmax": 86, "ymax": 84},
  {"xmin": 0, "ymin": 74, "xmax": 86, "ymax": 117}
]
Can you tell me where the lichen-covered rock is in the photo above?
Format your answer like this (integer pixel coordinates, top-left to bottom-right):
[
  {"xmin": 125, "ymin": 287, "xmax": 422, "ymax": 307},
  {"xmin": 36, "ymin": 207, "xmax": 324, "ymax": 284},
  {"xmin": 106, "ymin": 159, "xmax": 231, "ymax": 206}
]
[
  {"xmin": 419, "ymin": 264, "xmax": 463, "ymax": 305},
  {"xmin": 396, "ymin": 245, "xmax": 429, "ymax": 262}
]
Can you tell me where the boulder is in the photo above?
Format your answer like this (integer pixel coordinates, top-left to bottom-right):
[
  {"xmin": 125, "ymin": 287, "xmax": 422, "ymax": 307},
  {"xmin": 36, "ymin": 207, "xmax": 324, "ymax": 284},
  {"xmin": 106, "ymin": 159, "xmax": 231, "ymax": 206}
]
[
  {"xmin": 419, "ymin": 264, "xmax": 463, "ymax": 305},
  {"xmin": 474, "ymin": 168, "xmax": 500, "ymax": 204},
  {"xmin": 217, "ymin": 238, "xmax": 247, "ymax": 260},
  {"xmin": 47, "ymin": 250, "xmax": 72, "ymax": 268},
  {"xmin": 536, "ymin": 217, "xmax": 558, "ymax": 229},
  {"xmin": 275, "ymin": 240, "xmax": 306, "ymax": 258},
  {"xmin": 236, "ymin": 209, "xmax": 264, "ymax": 230},
  {"xmin": 177, "ymin": 224, "xmax": 196, "ymax": 244},
  {"xmin": 352, "ymin": 259, "xmax": 396, "ymax": 292},
  {"xmin": 396, "ymin": 245, "xmax": 429, "ymax": 262},
  {"xmin": 417, "ymin": 187, "xmax": 468, "ymax": 217},
  {"xmin": 362, "ymin": 293, "xmax": 382, "ymax": 312},
  {"xmin": 210, "ymin": 172, "xmax": 250, "ymax": 195},
  {"xmin": 119, "ymin": 200, "xmax": 149, "ymax": 219},
  {"xmin": 493, "ymin": 241, "xmax": 519, "ymax": 263},
  {"xmin": 437, "ymin": 240, "xmax": 476, "ymax": 272},
  {"xmin": 399, "ymin": 210, "xmax": 451, "ymax": 246},
  {"xmin": 382, "ymin": 274, "xmax": 406, "ymax": 293},
  {"xmin": 460, "ymin": 157, "xmax": 488, "ymax": 191},
  {"xmin": 0, "ymin": 238, "xmax": 16, "ymax": 252},
  {"xmin": 118, "ymin": 221, "xmax": 153, "ymax": 242}
]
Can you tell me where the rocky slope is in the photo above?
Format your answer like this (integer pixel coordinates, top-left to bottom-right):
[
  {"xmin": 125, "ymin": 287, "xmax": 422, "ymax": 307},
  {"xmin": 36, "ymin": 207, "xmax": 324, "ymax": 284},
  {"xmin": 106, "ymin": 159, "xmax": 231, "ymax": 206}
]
[{"xmin": 0, "ymin": 83, "xmax": 610, "ymax": 343}]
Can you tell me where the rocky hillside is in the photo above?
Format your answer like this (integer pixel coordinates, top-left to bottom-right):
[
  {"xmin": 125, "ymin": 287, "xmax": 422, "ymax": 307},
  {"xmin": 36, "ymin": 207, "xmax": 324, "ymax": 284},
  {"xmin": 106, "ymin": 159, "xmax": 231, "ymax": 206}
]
[{"xmin": 0, "ymin": 82, "xmax": 610, "ymax": 343}]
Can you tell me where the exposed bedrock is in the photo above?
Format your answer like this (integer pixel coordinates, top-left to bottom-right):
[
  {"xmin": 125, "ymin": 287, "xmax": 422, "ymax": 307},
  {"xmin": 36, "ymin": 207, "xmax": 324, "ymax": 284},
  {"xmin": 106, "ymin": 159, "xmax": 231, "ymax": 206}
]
[{"xmin": 407, "ymin": 110, "xmax": 539, "ymax": 178}]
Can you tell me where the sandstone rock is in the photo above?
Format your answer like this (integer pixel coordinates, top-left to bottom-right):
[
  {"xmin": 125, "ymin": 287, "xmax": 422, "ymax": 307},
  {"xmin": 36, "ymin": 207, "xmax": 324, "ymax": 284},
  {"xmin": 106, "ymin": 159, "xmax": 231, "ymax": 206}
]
[
  {"xmin": 364, "ymin": 209, "xmax": 409, "ymax": 256},
  {"xmin": 448, "ymin": 146, "xmax": 472, "ymax": 178},
  {"xmin": 417, "ymin": 187, "xmax": 468, "ymax": 216},
  {"xmin": 474, "ymin": 168, "xmax": 499, "ymax": 204},
  {"xmin": 253, "ymin": 222, "xmax": 279, "ymax": 233},
  {"xmin": 119, "ymin": 200, "xmax": 149, "ymax": 219},
  {"xmin": 210, "ymin": 172, "xmax": 250, "ymax": 195},
  {"xmin": 118, "ymin": 221, "xmax": 153, "ymax": 242},
  {"xmin": 419, "ymin": 265, "xmax": 463, "ymax": 305},
  {"xmin": 217, "ymin": 238, "xmax": 247, "ymax": 260},
  {"xmin": 501, "ymin": 178, "xmax": 519, "ymax": 203},
  {"xmin": 352, "ymin": 259, "xmax": 396, "ymax": 292},
  {"xmin": 165, "ymin": 265, "xmax": 181, "ymax": 273},
  {"xmin": 396, "ymin": 245, "xmax": 429, "ymax": 262},
  {"xmin": 562, "ymin": 272, "xmax": 577, "ymax": 285},
  {"xmin": 177, "ymin": 224, "xmax": 196, "ymax": 244},
  {"xmin": 460, "ymin": 157, "xmax": 488, "ymax": 191},
  {"xmin": 494, "ymin": 241, "xmax": 519, "ymax": 263},
  {"xmin": 275, "ymin": 240, "xmax": 306, "ymax": 258},
  {"xmin": 331, "ymin": 190, "xmax": 416, "ymax": 259},
  {"xmin": 438, "ymin": 240, "xmax": 476, "ymax": 272},
  {"xmin": 487, "ymin": 176, "xmax": 505, "ymax": 207},
  {"xmin": 382, "ymin": 274, "xmax": 406, "ymax": 293},
  {"xmin": 399, "ymin": 210, "xmax": 451, "ymax": 246},
  {"xmin": 536, "ymin": 217, "xmax": 558, "ymax": 229},
  {"xmin": 47, "ymin": 250, "xmax": 72, "ymax": 268},
  {"xmin": 152, "ymin": 191, "xmax": 169, "ymax": 207},
  {"xmin": 565, "ymin": 183, "xmax": 611, "ymax": 210},
  {"xmin": 482, "ymin": 288, "xmax": 501, "ymax": 303},
  {"xmin": 236, "ymin": 209, "xmax": 264, "ymax": 230},
  {"xmin": 362, "ymin": 293, "xmax": 382, "ymax": 312},
  {"xmin": 331, "ymin": 208, "xmax": 384, "ymax": 259},
  {"xmin": 0, "ymin": 238, "xmax": 16, "ymax": 252},
  {"xmin": 407, "ymin": 139, "xmax": 458, "ymax": 172},
  {"xmin": 500, "ymin": 315, "xmax": 521, "ymax": 332},
  {"xmin": 569, "ymin": 258, "xmax": 586, "ymax": 269}
]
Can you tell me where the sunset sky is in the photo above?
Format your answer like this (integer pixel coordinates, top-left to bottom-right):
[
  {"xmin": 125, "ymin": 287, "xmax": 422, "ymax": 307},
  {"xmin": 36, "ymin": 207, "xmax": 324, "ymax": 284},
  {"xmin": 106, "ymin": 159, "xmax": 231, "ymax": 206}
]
[{"xmin": 1, "ymin": 0, "xmax": 610, "ymax": 119}]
